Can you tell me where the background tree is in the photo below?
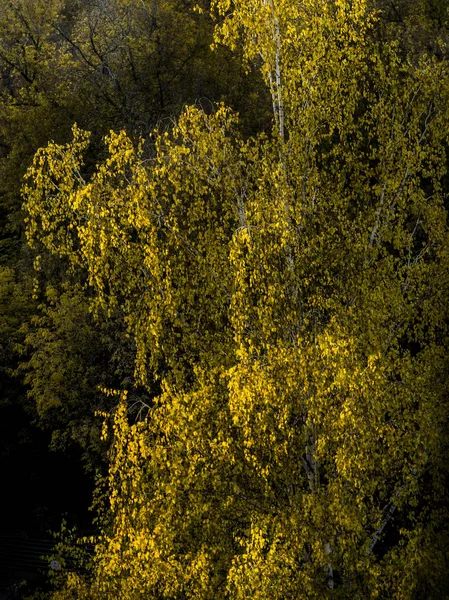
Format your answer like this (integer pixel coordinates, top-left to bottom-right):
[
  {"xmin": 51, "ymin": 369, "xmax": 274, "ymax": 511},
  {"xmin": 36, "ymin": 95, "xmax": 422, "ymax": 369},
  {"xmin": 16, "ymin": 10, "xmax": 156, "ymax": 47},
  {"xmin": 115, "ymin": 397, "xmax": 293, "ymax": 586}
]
[{"xmin": 17, "ymin": 285, "xmax": 149, "ymax": 470}]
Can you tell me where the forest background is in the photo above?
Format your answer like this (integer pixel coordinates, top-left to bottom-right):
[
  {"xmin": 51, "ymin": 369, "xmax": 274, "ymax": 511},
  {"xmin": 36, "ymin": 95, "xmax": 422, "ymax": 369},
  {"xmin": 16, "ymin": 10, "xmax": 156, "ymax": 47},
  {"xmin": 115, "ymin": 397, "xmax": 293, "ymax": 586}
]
[{"xmin": 1, "ymin": 0, "xmax": 449, "ymax": 598}]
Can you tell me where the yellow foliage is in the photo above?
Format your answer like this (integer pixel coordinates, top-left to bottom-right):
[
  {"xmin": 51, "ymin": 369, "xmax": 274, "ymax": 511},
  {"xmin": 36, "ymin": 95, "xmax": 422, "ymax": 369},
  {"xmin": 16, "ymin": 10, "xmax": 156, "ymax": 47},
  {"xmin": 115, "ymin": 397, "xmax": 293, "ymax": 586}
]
[{"xmin": 22, "ymin": 0, "xmax": 449, "ymax": 596}]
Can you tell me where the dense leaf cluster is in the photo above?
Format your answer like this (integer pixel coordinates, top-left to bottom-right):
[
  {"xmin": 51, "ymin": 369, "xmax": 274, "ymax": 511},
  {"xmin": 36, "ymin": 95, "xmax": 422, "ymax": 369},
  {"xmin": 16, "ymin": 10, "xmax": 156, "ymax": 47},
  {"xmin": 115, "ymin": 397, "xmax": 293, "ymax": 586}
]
[{"xmin": 1, "ymin": 0, "xmax": 449, "ymax": 598}]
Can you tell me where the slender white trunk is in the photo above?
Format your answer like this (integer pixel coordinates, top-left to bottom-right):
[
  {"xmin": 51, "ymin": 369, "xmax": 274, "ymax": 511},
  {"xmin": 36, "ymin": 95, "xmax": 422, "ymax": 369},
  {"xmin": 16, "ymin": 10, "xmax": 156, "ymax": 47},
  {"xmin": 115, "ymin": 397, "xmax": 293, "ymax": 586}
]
[
  {"xmin": 262, "ymin": 0, "xmax": 284, "ymax": 142},
  {"xmin": 273, "ymin": 10, "xmax": 284, "ymax": 141},
  {"xmin": 324, "ymin": 542, "xmax": 334, "ymax": 589}
]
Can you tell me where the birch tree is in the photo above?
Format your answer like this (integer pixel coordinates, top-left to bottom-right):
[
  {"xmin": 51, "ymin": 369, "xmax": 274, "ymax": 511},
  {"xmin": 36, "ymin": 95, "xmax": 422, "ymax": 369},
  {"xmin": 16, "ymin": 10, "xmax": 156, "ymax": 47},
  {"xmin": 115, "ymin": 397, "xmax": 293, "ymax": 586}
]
[{"xmin": 23, "ymin": 0, "xmax": 449, "ymax": 597}]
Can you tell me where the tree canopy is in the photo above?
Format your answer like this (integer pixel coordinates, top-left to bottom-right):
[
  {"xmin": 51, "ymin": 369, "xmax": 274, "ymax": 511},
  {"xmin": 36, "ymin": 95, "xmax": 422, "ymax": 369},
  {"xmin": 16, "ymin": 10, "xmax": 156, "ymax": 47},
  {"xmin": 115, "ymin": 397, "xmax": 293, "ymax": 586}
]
[{"xmin": 7, "ymin": 0, "xmax": 449, "ymax": 597}]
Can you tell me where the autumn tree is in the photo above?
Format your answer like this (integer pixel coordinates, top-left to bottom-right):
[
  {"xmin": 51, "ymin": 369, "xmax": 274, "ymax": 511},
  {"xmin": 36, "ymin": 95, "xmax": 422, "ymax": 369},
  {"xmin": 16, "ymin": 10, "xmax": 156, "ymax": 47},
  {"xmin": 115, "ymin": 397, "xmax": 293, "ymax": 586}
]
[{"xmin": 23, "ymin": 0, "xmax": 449, "ymax": 597}]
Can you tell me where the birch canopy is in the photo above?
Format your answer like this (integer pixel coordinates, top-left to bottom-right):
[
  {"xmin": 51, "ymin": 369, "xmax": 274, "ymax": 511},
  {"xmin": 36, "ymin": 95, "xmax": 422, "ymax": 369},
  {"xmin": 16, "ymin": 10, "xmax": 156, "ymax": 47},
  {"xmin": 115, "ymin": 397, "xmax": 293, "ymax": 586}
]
[{"xmin": 23, "ymin": 0, "xmax": 449, "ymax": 597}]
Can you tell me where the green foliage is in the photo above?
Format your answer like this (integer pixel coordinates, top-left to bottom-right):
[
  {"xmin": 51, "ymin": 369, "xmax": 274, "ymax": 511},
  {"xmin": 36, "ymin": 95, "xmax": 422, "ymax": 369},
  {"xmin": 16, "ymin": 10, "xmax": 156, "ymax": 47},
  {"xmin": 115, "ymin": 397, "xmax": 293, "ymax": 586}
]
[
  {"xmin": 372, "ymin": 0, "xmax": 449, "ymax": 60},
  {"xmin": 0, "ymin": 266, "xmax": 35, "ymax": 404},
  {"xmin": 18, "ymin": 0, "xmax": 449, "ymax": 597},
  {"xmin": 17, "ymin": 285, "xmax": 141, "ymax": 468}
]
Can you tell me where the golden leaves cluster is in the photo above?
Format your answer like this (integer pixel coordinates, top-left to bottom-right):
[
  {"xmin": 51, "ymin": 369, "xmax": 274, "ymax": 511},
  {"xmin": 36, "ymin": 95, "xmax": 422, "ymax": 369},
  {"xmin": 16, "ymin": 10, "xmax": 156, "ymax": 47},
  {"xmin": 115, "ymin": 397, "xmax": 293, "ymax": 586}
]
[{"xmin": 22, "ymin": 0, "xmax": 449, "ymax": 597}]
